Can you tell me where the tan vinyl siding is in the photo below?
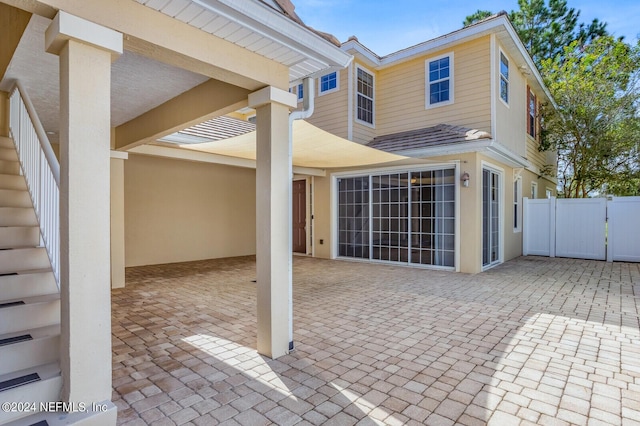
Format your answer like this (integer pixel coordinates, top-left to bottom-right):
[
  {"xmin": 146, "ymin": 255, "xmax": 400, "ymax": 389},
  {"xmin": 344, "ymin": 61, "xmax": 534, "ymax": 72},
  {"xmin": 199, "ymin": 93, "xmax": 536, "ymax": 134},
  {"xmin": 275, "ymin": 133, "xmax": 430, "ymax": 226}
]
[
  {"xmin": 377, "ymin": 36, "xmax": 492, "ymax": 136},
  {"xmin": 495, "ymin": 43, "xmax": 527, "ymax": 157},
  {"xmin": 352, "ymin": 61, "xmax": 377, "ymax": 144},
  {"xmin": 306, "ymin": 69, "xmax": 349, "ymax": 139}
]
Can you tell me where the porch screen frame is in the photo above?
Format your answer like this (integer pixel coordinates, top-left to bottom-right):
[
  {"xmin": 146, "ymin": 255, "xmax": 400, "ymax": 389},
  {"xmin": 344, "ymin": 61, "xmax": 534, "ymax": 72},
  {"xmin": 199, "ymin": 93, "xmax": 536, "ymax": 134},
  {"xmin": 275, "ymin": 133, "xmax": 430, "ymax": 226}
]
[{"xmin": 333, "ymin": 164, "xmax": 459, "ymax": 271}]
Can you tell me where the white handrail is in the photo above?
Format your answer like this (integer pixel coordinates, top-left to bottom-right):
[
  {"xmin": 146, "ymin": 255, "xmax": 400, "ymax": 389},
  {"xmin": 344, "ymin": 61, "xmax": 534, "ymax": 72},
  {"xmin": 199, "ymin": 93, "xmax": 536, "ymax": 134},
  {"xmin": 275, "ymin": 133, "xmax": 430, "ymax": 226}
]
[{"xmin": 8, "ymin": 80, "xmax": 61, "ymax": 288}]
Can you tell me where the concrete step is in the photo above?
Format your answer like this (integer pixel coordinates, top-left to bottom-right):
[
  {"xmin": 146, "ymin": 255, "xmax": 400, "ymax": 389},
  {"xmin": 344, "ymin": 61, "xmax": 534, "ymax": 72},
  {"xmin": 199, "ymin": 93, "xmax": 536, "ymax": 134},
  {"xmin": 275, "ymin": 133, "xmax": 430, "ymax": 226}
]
[
  {"xmin": 0, "ymin": 293, "xmax": 60, "ymax": 335},
  {"xmin": 0, "ymin": 148, "xmax": 18, "ymax": 162},
  {"xmin": 0, "ymin": 271, "xmax": 57, "ymax": 302},
  {"xmin": 0, "ymin": 325, "xmax": 60, "ymax": 376},
  {"xmin": 0, "ymin": 189, "xmax": 32, "ymax": 208},
  {"xmin": 0, "ymin": 226, "xmax": 40, "ymax": 249},
  {"xmin": 0, "ymin": 137, "xmax": 14, "ymax": 149},
  {"xmin": 0, "ymin": 174, "xmax": 27, "ymax": 191},
  {"xmin": 0, "ymin": 207, "xmax": 38, "ymax": 227},
  {"xmin": 0, "ymin": 363, "xmax": 62, "ymax": 424},
  {"xmin": 0, "ymin": 160, "xmax": 20, "ymax": 176},
  {"xmin": 0, "ymin": 247, "xmax": 50, "ymax": 275}
]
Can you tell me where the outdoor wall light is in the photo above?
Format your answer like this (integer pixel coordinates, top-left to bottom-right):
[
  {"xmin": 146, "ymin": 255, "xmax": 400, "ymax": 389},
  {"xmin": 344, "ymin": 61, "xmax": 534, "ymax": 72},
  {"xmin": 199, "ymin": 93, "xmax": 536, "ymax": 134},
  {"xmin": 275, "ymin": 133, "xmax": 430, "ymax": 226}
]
[{"xmin": 461, "ymin": 172, "xmax": 470, "ymax": 187}]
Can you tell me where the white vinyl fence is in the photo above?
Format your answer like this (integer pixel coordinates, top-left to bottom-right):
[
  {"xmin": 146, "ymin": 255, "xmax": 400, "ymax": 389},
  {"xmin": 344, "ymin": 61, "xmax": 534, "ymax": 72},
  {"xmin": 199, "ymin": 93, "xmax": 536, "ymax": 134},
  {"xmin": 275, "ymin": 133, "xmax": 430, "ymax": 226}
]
[{"xmin": 523, "ymin": 196, "xmax": 640, "ymax": 262}]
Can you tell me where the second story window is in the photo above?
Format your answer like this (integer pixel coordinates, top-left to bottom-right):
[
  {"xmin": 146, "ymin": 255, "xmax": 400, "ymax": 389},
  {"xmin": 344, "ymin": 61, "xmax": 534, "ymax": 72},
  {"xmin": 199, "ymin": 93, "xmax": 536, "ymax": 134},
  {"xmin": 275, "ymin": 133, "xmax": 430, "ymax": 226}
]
[
  {"xmin": 297, "ymin": 83, "xmax": 304, "ymax": 101},
  {"xmin": 356, "ymin": 67, "xmax": 374, "ymax": 125},
  {"xmin": 320, "ymin": 71, "xmax": 338, "ymax": 94},
  {"xmin": 427, "ymin": 53, "xmax": 453, "ymax": 107},
  {"xmin": 527, "ymin": 87, "xmax": 537, "ymax": 138},
  {"xmin": 500, "ymin": 52, "xmax": 509, "ymax": 104}
]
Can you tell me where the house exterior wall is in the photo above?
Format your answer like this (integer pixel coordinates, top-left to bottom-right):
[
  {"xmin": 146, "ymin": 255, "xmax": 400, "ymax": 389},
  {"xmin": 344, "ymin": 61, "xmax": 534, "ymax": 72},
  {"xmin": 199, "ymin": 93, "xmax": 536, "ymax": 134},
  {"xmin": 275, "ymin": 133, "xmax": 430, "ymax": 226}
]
[
  {"xmin": 305, "ymin": 67, "xmax": 349, "ymax": 139},
  {"xmin": 311, "ymin": 152, "xmax": 488, "ymax": 274},
  {"xmin": 377, "ymin": 36, "xmax": 492, "ymax": 138},
  {"xmin": 124, "ymin": 154, "xmax": 256, "ymax": 267},
  {"xmin": 494, "ymin": 41, "xmax": 528, "ymax": 158},
  {"xmin": 351, "ymin": 60, "xmax": 378, "ymax": 145}
]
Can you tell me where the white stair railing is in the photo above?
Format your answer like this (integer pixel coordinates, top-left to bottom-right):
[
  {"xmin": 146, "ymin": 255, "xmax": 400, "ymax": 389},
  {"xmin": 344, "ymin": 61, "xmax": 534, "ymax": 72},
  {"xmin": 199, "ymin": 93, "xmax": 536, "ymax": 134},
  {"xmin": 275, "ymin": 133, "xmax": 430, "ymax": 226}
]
[{"xmin": 8, "ymin": 80, "xmax": 60, "ymax": 288}]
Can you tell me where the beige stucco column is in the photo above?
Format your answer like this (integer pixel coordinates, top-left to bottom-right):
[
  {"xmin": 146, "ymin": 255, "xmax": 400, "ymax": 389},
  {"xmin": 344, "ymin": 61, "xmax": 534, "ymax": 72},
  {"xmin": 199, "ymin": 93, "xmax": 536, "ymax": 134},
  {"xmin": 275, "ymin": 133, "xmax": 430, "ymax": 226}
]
[
  {"xmin": 249, "ymin": 86, "xmax": 297, "ymax": 359},
  {"xmin": 46, "ymin": 11, "xmax": 122, "ymax": 412},
  {"xmin": 111, "ymin": 152, "xmax": 127, "ymax": 289}
]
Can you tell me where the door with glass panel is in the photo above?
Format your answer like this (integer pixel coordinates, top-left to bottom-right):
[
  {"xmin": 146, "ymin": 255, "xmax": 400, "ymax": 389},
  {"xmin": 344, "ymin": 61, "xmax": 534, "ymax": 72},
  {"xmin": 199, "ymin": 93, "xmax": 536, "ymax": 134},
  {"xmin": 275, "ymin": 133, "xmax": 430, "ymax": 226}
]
[
  {"xmin": 482, "ymin": 168, "xmax": 501, "ymax": 267},
  {"xmin": 337, "ymin": 168, "xmax": 455, "ymax": 269}
]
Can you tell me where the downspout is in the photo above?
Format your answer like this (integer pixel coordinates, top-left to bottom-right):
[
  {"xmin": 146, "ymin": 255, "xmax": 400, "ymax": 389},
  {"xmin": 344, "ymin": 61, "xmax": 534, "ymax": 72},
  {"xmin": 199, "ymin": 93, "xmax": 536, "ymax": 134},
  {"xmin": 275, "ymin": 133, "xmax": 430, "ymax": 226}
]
[{"xmin": 288, "ymin": 77, "xmax": 314, "ymax": 351}]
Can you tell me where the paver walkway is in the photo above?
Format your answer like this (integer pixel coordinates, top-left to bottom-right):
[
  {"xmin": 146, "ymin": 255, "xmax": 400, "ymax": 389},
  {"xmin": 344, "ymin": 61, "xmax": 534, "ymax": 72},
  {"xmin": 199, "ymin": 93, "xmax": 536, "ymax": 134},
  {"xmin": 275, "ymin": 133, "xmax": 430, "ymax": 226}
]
[{"xmin": 112, "ymin": 256, "xmax": 640, "ymax": 425}]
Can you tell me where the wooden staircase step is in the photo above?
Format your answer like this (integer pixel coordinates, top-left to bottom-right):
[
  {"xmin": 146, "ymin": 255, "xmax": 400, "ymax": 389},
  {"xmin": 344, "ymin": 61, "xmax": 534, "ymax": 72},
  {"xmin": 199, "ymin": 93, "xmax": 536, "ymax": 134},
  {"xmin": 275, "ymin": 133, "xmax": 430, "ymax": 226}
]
[
  {"xmin": 0, "ymin": 294, "xmax": 60, "ymax": 335},
  {"xmin": 0, "ymin": 271, "xmax": 57, "ymax": 302},
  {"xmin": 0, "ymin": 207, "xmax": 38, "ymax": 227},
  {"xmin": 0, "ymin": 325, "xmax": 60, "ymax": 376},
  {"xmin": 0, "ymin": 174, "xmax": 27, "ymax": 191},
  {"xmin": 0, "ymin": 363, "xmax": 62, "ymax": 424},
  {"xmin": 0, "ymin": 226, "xmax": 40, "ymax": 249},
  {"xmin": 0, "ymin": 148, "xmax": 18, "ymax": 162},
  {"xmin": 0, "ymin": 248, "xmax": 50, "ymax": 275},
  {"xmin": 0, "ymin": 160, "xmax": 20, "ymax": 175},
  {"xmin": 0, "ymin": 189, "xmax": 32, "ymax": 208},
  {"xmin": 0, "ymin": 137, "xmax": 14, "ymax": 149}
]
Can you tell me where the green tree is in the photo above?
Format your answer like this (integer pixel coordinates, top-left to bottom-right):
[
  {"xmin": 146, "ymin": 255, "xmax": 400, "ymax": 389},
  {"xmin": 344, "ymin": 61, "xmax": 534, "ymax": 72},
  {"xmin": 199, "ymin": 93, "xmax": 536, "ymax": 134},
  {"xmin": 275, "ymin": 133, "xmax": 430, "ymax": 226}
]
[
  {"xmin": 463, "ymin": 10, "xmax": 493, "ymax": 27},
  {"xmin": 539, "ymin": 37, "xmax": 640, "ymax": 197},
  {"xmin": 463, "ymin": 0, "xmax": 607, "ymax": 67}
]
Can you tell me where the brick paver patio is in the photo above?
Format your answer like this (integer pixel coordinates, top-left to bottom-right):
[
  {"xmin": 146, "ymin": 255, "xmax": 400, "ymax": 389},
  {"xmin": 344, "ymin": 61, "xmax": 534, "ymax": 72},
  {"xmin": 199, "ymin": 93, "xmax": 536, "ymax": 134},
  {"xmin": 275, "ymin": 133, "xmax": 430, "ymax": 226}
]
[{"xmin": 112, "ymin": 256, "xmax": 640, "ymax": 425}]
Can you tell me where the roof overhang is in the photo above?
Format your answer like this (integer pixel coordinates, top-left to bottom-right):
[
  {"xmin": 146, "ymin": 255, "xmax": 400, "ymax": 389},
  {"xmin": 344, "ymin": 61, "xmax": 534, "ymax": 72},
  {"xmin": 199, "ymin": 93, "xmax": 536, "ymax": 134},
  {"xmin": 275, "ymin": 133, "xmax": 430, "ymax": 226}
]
[
  {"xmin": 395, "ymin": 139, "xmax": 530, "ymax": 169},
  {"xmin": 143, "ymin": 0, "xmax": 353, "ymax": 84},
  {"xmin": 341, "ymin": 13, "xmax": 553, "ymax": 106}
]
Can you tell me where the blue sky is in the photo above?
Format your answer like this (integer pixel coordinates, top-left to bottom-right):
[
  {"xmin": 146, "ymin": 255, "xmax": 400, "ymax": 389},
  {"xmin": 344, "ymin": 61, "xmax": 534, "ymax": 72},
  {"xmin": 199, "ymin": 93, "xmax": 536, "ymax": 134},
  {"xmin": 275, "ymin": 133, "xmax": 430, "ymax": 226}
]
[{"xmin": 293, "ymin": 0, "xmax": 640, "ymax": 56}]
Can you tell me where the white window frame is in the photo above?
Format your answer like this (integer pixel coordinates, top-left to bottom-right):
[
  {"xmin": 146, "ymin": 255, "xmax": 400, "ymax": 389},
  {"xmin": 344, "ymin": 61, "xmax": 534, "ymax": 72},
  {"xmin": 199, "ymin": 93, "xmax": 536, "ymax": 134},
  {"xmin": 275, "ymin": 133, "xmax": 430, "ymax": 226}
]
[
  {"xmin": 499, "ymin": 50, "xmax": 509, "ymax": 106},
  {"xmin": 546, "ymin": 188, "xmax": 553, "ymax": 199},
  {"xmin": 527, "ymin": 87, "xmax": 537, "ymax": 138},
  {"xmin": 481, "ymin": 161, "xmax": 505, "ymax": 271},
  {"xmin": 514, "ymin": 176, "xmax": 522, "ymax": 233},
  {"xmin": 330, "ymin": 163, "xmax": 461, "ymax": 272},
  {"xmin": 425, "ymin": 52, "xmax": 454, "ymax": 109},
  {"xmin": 297, "ymin": 83, "xmax": 304, "ymax": 102},
  {"xmin": 318, "ymin": 71, "xmax": 340, "ymax": 96},
  {"xmin": 530, "ymin": 181, "xmax": 538, "ymax": 199},
  {"xmin": 355, "ymin": 65, "xmax": 375, "ymax": 127}
]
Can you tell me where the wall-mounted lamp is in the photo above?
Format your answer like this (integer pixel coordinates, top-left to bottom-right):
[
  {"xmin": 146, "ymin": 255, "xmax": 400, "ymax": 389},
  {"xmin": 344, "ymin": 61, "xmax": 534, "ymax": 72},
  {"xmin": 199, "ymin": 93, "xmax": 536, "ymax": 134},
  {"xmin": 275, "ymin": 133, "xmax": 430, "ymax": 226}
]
[{"xmin": 461, "ymin": 172, "xmax": 470, "ymax": 187}]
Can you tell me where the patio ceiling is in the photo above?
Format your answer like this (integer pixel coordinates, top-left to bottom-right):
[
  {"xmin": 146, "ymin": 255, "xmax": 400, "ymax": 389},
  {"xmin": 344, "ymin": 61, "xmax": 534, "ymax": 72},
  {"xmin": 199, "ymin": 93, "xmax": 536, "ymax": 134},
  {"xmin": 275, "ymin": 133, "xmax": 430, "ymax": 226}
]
[{"xmin": 0, "ymin": 0, "xmax": 351, "ymax": 145}]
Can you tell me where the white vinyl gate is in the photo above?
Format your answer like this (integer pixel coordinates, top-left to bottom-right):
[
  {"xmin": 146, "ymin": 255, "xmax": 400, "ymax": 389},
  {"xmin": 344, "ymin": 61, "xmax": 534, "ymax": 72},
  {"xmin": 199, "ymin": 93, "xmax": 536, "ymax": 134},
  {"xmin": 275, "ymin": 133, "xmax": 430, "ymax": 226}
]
[{"xmin": 523, "ymin": 196, "xmax": 640, "ymax": 262}]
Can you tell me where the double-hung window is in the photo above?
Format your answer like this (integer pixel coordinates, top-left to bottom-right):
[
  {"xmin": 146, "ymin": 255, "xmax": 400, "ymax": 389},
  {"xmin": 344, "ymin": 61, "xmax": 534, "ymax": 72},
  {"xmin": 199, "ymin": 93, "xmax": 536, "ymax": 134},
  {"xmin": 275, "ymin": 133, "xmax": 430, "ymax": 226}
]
[
  {"xmin": 527, "ymin": 87, "xmax": 537, "ymax": 138},
  {"xmin": 356, "ymin": 67, "xmax": 374, "ymax": 125},
  {"xmin": 500, "ymin": 52, "xmax": 509, "ymax": 104},
  {"xmin": 427, "ymin": 53, "xmax": 453, "ymax": 107},
  {"xmin": 319, "ymin": 71, "xmax": 338, "ymax": 94}
]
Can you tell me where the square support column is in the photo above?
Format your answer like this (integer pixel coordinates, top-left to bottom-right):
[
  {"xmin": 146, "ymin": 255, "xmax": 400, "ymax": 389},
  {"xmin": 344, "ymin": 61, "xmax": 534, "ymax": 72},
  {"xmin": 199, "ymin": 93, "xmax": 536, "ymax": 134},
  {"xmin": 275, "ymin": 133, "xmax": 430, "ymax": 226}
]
[
  {"xmin": 249, "ymin": 86, "xmax": 297, "ymax": 359},
  {"xmin": 111, "ymin": 151, "xmax": 128, "ymax": 289},
  {"xmin": 46, "ymin": 11, "xmax": 122, "ymax": 408}
]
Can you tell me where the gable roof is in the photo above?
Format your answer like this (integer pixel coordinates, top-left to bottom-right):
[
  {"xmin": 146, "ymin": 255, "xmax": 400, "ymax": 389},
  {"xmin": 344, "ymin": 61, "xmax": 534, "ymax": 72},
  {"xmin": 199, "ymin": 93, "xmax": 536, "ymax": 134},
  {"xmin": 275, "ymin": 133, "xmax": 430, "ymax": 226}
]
[
  {"xmin": 368, "ymin": 124, "xmax": 492, "ymax": 154},
  {"xmin": 341, "ymin": 12, "xmax": 553, "ymax": 105}
]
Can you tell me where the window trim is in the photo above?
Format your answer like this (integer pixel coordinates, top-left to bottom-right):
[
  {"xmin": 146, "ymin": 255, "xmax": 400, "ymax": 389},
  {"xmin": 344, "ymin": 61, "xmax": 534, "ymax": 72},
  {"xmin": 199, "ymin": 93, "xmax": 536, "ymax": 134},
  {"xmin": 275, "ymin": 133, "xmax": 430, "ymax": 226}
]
[
  {"xmin": 355, "ymin": 64, "xmax": 375, "ymax": 128},
  {"xmin": 499, "ymin": 50, "xmax": 509, "ymax": 106},
  {"xmin": 297, "ymin": 83, "xmax": 304, "ymax": 102},
  {"xmin": 425, "ymin": 52, "xmax": 454, "ymax": 109},
  {"xmin": 527, "ymin": 86, "xmax": 537, "ymax": 139},
  {"xmin": 318, "ymin": 71, "xmax": 340, "ymax": 96},
  {"xmin": 530, "ymin": 181, "xmax": 538, "ymax": 199},
  {"xmin": 513, "ymin": 176, "xmax": 522, "ymax": 233}
]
